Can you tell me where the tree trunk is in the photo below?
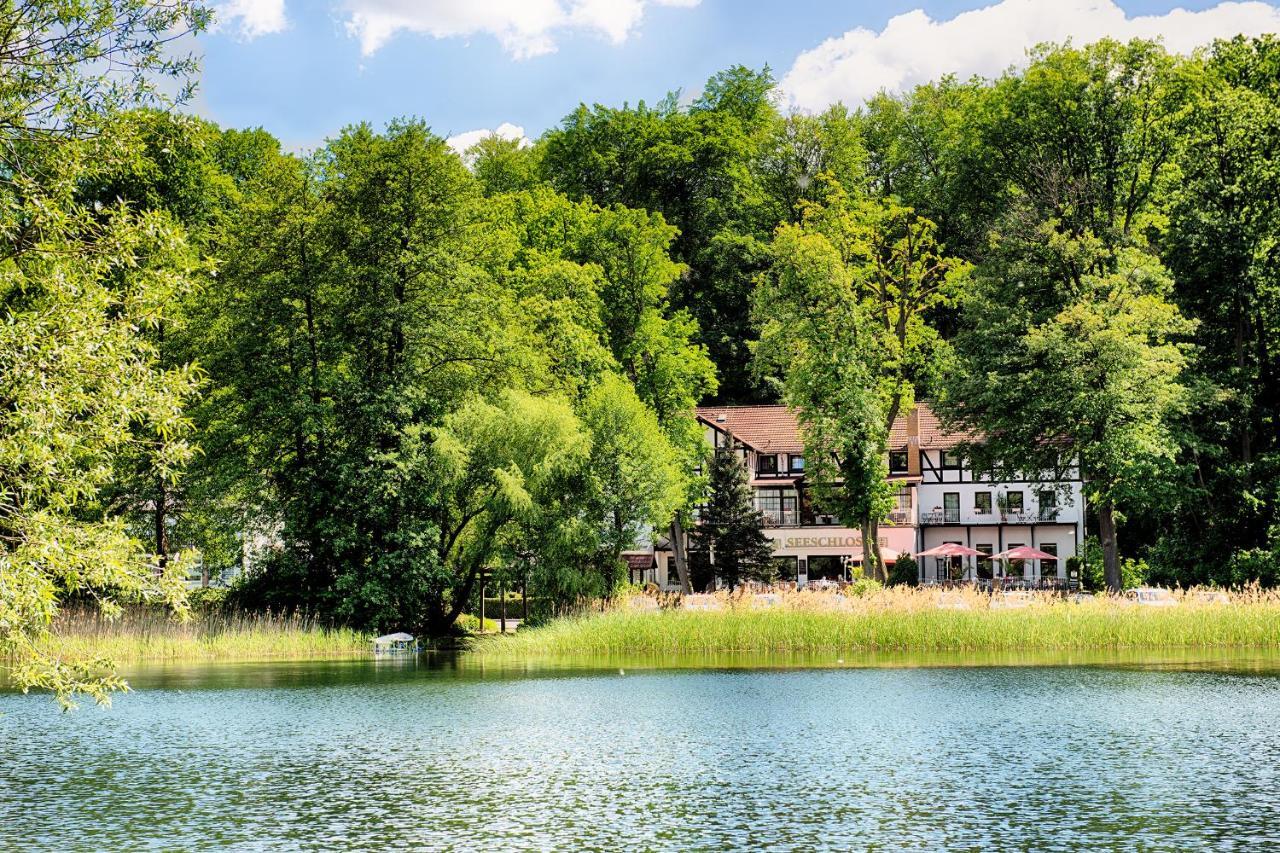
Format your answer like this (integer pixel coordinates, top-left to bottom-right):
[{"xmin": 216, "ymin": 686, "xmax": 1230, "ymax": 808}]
[
  {"xmin": 669, "ymin": 517, "xmax": 692, "ymax": 594},
  {"xmin": 868, "ymin": 518, "xmax": 886, "ymax": 582},
  {"xmin": 1098, "ymin": 502, "xmax": 1121, "ymax": 593},
  {"xmin": 154, "ymin": 476, "xmax": 169, "ymax": 572},
  {"xmin": 859, "ymin": 517, "xmax": 873, "ymax": 581}
]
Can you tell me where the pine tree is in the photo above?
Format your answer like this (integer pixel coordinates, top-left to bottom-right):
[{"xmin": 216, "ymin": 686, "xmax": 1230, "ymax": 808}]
[{"xmin": 688, "ymin": 444, "xmax": 777, "ymax": 590}]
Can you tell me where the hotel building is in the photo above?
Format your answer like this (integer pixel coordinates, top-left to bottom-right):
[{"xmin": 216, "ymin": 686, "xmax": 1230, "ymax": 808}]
[{"xmin": 651, "ymin": 403, "xmax": 1084, "ymax": 588}]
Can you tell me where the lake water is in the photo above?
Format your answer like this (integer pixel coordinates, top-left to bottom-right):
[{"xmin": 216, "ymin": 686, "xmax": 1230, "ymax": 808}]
[{"xmin": 4, "ymin": 652, "xmax": 1280, "ymax": 850}]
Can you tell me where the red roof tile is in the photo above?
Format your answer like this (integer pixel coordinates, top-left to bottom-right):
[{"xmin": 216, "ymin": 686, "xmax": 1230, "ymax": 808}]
[{"xmin": 697, "ymin": 402, "xmax": 975, "ymax": 453}]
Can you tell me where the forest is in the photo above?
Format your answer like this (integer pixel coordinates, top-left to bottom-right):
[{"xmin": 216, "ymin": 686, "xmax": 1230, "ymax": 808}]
[{"xmin": 4, "ymin": 2, "xmax": 1279, "ymax": 697}]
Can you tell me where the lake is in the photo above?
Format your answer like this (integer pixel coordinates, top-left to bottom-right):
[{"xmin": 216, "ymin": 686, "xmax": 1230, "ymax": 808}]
[{"xmin": 4, "ymin": 652, "xmax": 1280, "ymax": 850}]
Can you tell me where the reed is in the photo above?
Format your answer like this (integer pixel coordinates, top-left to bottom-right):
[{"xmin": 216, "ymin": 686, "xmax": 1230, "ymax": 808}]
[
  {"xmin": 473, "ymin": 585, "xmax": 1280, "ymax": 657},
  {"xmin": 39, "ymin": 606, "xmax": 371, "ymax": 663}
]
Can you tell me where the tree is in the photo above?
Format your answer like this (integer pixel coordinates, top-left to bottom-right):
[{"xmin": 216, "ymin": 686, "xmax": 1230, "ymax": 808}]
[
  {"xmin": 578, "ymin": 375, "xmax": 685, "ymax": 593},
  {"xmin": 942, "ymin": 41, "xmax": 1195, "ymax": 592},
  {"xmin": 687, "ymin": 444, "xmax": 775, "ymax": 590},
  {"xmin": 540, "ymin": 66, "xmax": 783, "ymax": 402},
  {"xmin": 0, "ymin": 0, "xmax": 211, "ymax": 707},
  {"xmin": 756, "ymin": 190, "xmax": 968, "ymax": 579},
  {"xmin": 1151, "ymin": 37, "xmax": 1280, "ymax": 583}
]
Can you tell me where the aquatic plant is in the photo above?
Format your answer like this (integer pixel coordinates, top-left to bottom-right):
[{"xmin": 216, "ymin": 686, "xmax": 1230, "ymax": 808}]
[{"xmin": 473, "ymin": 585, "xmax": 1280, "ymax": 656}]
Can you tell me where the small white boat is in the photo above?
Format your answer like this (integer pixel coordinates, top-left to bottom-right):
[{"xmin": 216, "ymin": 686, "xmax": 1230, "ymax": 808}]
[{"xmin": 372, "ymin": 632, "xmax": 419, "ymax": 655}]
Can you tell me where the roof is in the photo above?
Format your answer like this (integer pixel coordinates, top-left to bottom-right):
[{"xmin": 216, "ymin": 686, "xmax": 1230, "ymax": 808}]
[
  {"xmin": 698, "ymin": 402, "xmax": 973, "ymax": 454},
  {"xmin": 697, "ymin": 405, "xmax": 804, "ymax": 452}
]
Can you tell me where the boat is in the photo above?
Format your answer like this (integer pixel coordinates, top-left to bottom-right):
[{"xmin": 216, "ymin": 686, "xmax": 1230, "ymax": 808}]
[{"xmin": 372, "ymin": 632, "xmax": 419, "ymax": 655}]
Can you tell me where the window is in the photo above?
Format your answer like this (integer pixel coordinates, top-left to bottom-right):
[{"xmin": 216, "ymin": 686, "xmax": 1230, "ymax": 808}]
[
  {"xmin": 976, "ymin": 543, "xmax": 993, "ymax": 580},
  {"xmin": 894, "ymin": 485, "xmax": 911, "ymax": 511},
  {"xmin": 940, "ymin": 450, "xmax": 962, "ymax": 469},
  {"xmin": 1003, "ymin": 491, "xmax": 1024, "ymax": 513},
  {"xmin": 943, "ymin": 492, "xmax": 960, "ymax": 523},
  {"xmin": 788, "ymin": 454, "xmax": 806, "ymax": 474},
  {"xmin": 754, "ymin": 488, "xmax": 798, "ymax": 526},
  {"xmin": 1007, "ymin": 542, "xmax": 1025, "ymax": 577},
  {"xmin": 1038, "ymin": 490, "xmax": 1058, "ymax": 521},
  {"xmin": 756, "ymin": 454, "xmax": 778, "ymax": 475},
  {"xmin": 1040, "ymin": 543, "xmax": 1058, "ymax": 579},
  {"xmin": 974, "ymin": 491, "xmax": 992, "ymax": 514},
  {"xmin": 889, "ymin": 451, "xmax": 909, "ymax": 473}
]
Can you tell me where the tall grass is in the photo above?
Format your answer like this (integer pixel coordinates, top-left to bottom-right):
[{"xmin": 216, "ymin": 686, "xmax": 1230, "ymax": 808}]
[
  {"xmin": 473, "ymin": 586, "xmax": 1280, "ymax": 657},
  {"xmin": 40, "ymin": 606, "xmax": 371, "ymax": 663}
]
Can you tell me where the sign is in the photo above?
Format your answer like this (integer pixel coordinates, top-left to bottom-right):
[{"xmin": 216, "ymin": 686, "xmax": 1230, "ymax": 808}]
[{"xmin": 780, "ymin": 535, "xmax": 889, "ymax": 549}]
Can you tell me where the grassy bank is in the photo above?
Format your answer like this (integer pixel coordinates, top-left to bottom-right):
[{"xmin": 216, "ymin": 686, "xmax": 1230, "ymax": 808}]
[
  {"xmin": 473, "ymin": 586, "xmax": 1280, "ymax": 657},
  {"xmin": 40, "ymin": 608, "xmax": 371, "ymax": 663}
]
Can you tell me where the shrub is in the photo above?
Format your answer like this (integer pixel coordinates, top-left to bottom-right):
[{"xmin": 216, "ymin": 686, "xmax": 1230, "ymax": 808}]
[
  {"xmin": 1227, "ymin": 548, "xmax": 1280, "ymax": 587},
  {"xmin": 847, "ymin": 578, "xmax": 883, "ymax": 597},
  {"xmin": 888, "ymin": 555, "xmax": 917, "ymax": 586}
]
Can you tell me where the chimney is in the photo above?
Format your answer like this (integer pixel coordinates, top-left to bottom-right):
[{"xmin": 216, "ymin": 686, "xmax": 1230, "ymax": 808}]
[{"xmin": 907, "ymin": 405, "xmax": 922, "ymax": 477}]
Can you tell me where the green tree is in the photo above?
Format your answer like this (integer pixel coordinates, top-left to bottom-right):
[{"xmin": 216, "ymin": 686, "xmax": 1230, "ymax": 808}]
[
  {"xmin": 687, "ymin": 443, "xmax": 775, "ymax": 590},
  {"xmin": 0, "ymin": 0, "xmax": 211, "ymax": 707},
  {"xmin": 943, "ymin": 41, "xmax": 1195, "ymax": 592},
  {"xmin": 757, "ymin": 191, "xmax": 968, "ymax": 579}
]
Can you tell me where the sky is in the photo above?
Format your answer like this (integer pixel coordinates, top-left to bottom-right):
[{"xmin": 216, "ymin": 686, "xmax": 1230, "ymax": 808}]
[{"xmin": 196, "ymin": 0, "xmax": 1280, "ymax": 153}]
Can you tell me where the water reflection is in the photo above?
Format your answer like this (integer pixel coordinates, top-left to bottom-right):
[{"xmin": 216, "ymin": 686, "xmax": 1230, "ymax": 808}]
[{"xmin": 3, "ymin": 653, "xmax": 1280, "ymax": 850}]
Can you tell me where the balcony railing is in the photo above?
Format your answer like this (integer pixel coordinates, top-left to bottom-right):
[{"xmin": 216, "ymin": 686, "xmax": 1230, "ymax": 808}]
[
  {"xmin": 758, "ymin": 509, "xmax": 799, "ymax": 527},
  {"xmin": 920, "ymin": 509, "xmax": 1066, "ymax": 525}
]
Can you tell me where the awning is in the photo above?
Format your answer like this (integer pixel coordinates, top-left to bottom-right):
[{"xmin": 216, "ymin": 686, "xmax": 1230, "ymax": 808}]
[
  {"xmin": 915, "ymin": 542, "xmax": 984, "ymax": 558},
  {"xmin": 989, "ymin": 545, "xmax": 1059, "ymax": 561}
]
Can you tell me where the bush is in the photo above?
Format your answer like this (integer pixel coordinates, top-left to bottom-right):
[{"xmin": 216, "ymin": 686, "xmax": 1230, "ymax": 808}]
[
  {"xmin": 187, "ymin": 587, "xmax": 229, "ymax": 613},
  {"xmin": 455, "ymin": 613, "xmax": 499, "ymax": 635},
  {"xmin": 888, "ymin": 555, "xmax": 917, "ymax": 586},
  {"xmin": 846, "ymin": 578, "xmax": 883, "ymax": 597},
  {"xmin": 1080, "ymin": 540, "xmax": 1148, "ymax": 590},
  {"xmin": 1227, "ymin": 548, "xmax": 1280, "ymax": 587}
]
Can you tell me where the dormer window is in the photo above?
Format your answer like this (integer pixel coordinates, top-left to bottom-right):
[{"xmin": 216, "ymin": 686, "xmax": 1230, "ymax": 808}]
[
  {"xmin": 756, "ymin": 454, "xmax": 778, "ymax": 475},
  {"xmin": 788, "ymin": 454, "xmax": 805, "ymax": 473},
  {"xmin": 939, "ymin": 450, "xmax": 962, "ymax": 470},
  {"xmin": 888, "ymin": 451, "xmax": 909, "ymax": 473}
]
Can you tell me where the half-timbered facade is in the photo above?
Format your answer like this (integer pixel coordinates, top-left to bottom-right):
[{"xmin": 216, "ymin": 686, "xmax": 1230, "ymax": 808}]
[{"xmin": 651, "ymin": 402, "xmax": 1084, "ymax": 588}]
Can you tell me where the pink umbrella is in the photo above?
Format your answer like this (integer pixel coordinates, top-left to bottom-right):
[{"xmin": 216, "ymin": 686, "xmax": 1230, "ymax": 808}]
[
  {"xmin": 914, "ymin": 542, "xmax": 984, "ymax": 558},
  {"xmin": 988, "ymin": 545, "xmax": 1059, "ymax": 561}
]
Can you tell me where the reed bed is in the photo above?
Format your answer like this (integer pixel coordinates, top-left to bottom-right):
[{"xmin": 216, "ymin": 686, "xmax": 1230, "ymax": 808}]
[
  {"xmin": 474, "ymin": 585, "xmax": 1280, "ymax": 657},
  {"xmin": 40, "ymin": 607, "xmax": 371, "ymax": 663}
]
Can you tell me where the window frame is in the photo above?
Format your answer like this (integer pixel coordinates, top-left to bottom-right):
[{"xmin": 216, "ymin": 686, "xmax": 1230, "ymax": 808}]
[
  {"xmin": 974, "ymin": 491, "xmax": 992, "ymax": 514},
  {"xmin": 756, "ymin": 453, "xmax": 779, "ymax": 476},
  {"xmin": 888, "ymin": 450, "xmax": 909, "ymax": 474}
]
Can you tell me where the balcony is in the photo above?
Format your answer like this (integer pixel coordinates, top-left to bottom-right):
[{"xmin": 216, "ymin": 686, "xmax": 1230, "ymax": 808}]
[
  {"xmin": 919, "ymin": 508, "xmax": 1067, "ymax": 526},
  {"xmin": 758, "ymin": 509, "xmax": 799, "ymax": 527}
]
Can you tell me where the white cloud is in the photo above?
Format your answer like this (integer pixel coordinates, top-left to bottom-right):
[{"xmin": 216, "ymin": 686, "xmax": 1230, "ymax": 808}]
[
  {"xmin": 340, "ymin": 0, "xmax": 700, "ymax": 59},
  {"xmin": 780, "ymin": 0, "xmax": 1280, "ymax": 111},
  {"xmin": 446, "ymin": 123, "xmax": 531, "ymax": 159},
  {"xmin": 214, "ymin": 0, "xmax": 288, "ymax": 39}
]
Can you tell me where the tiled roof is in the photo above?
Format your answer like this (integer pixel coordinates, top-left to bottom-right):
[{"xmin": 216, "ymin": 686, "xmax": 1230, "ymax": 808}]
[
  {"xmin": 698, "ymin": 402, "xmax": 974, "ymax": 453},
  {"xmin": 697, "ymin": 405, "xmax": 805, "ymax": 452}
]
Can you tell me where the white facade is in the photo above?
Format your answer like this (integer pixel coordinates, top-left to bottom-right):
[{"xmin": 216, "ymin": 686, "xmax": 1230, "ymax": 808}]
[{"xmin": 913, "ymin": 447, "xmax": 1085, "ymax": 582}]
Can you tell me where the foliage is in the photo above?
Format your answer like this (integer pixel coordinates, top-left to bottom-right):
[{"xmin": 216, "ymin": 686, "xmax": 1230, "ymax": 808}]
[
  {"xmin": 687, "ymin": 444, "xmax": 776, "ymax": 590},
  {"xmin": 0, "ymin": 0, "xmax": 210, "ymax": 709},
  {"xmin": 888, "ymin": 555, "xmax": 918, "ymax": 587},
  {"xmin": 756, "ymin": 189, "xmax": 968, "ymax": 577}
]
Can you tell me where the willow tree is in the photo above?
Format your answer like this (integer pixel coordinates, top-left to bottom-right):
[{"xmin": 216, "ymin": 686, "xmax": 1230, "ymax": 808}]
[
  {"xmin": 756, "ymin": 189, "xmax": 967, "ymax": 579},
  {"xmin": 0, "ymin": 0, "xmax": 211, "ymax": 707}
]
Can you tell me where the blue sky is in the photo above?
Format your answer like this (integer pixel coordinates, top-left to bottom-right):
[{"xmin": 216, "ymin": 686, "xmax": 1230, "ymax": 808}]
[{"xmin": 197, "ymin": 0, "xmax": 1280, "ymax": 151}]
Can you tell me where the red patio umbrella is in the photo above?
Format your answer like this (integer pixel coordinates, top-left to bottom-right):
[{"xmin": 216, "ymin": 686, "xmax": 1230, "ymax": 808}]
[
  {"xmin": 914, "ymin": 542, "xmax": 984, "ymax": 558},
  {"xmin": 987, "ymin": 545, "xmax": 1059, "ymax": 561}
]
